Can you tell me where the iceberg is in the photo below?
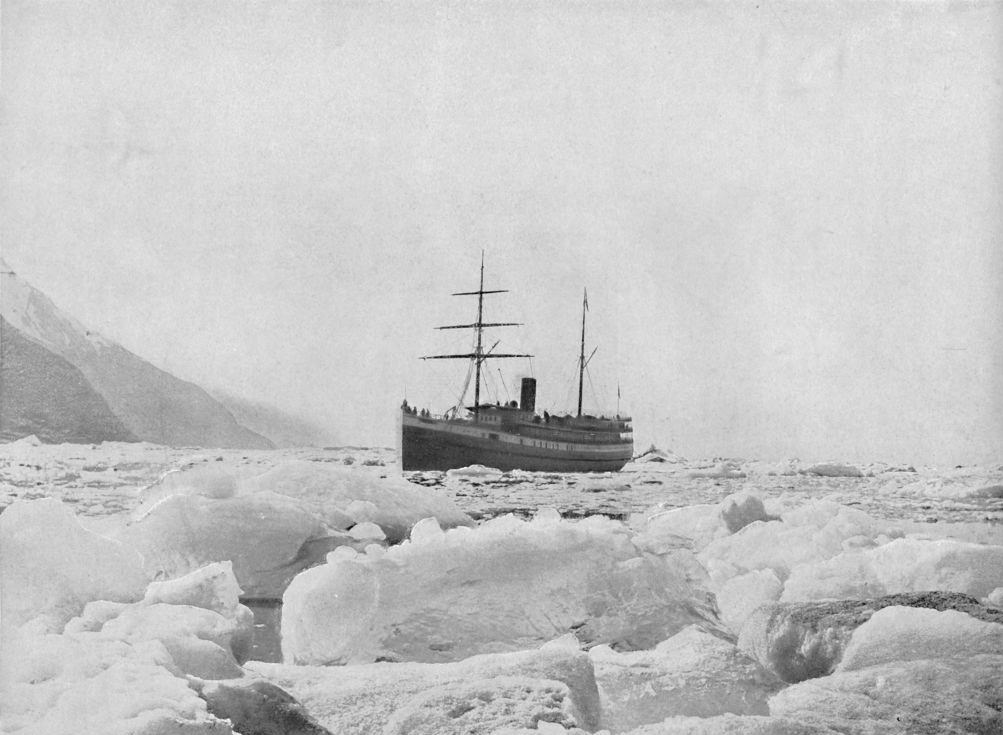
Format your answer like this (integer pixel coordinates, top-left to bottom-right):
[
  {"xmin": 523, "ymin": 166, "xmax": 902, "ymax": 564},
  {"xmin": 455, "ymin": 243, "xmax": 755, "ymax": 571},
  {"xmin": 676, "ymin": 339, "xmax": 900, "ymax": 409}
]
[
  {"xmin": 613, "ymin": 714, "xmax": 839, "ymax": 733},
  {"xmin": 881, "ymin": 466, "xmax": 1003, "ymax": 500},
  {"xmin": 634, "ymin": 504, "xmax": 722, "ymax": 553},
  {"xmin": 242, "ymin": 460, "xmax": 474, "ymax": 541},
  {"xmin": 117, "ymin": 490, "xmax": 353, "ymax": 598},
  {"xmin": 141, "ymin": 561, "xmax": 245, "ymax": 619},
  {"xmin": 769, "ymin": 655, "xmax": 1003, "ymax": 734},
  {"xmin": 0, "ymin": 631, "xmax": 231, "ymax": 735},
  {"xmin": 0, "ymin": 499, "xmax": 148, "ymax": 632},
  {"xmin": 589, "ymin": 625, "xmax": 780, "ymax": 733},
  {"xmin": 697, "ymin": 500, "xmax": 899, "ymax": 590},
  {"xmin": 988, "ymin": 587, "xmax": 1003, "ymax": 606},
  {"xmin": 0, "ymin": 561, "xmax": 260, "ymax": 735},
  {"xmin": 715, "ymin": 569, "xmax": 783, "ymax": 635},
  {"xmin": 137, "ymin": 464, "xmax": 242, "ymax": 505},
  {"xmin": 281, "ymin": 512, "xmax": 720, "ymax": 665},
  {"xmin": 741, "ymin": 459, "xmax": 803, "ymax": 477},
  {"xmin": 718, "ymin": 493, "xmax": 776, "ymax": 534},
  {"xmin": 737, "ymin": 591, "xmax": 1003, "ymax": 684},
  {"xmin": 836, "ymin": 605, "xmax": 1003, "ymax": 671},
  {"xmin": 636, "ymin": 492, "xmax": 775, "ymax": 557},
  {"xmin": 804, "ymin": 463, "xmax": 863, "ymax": 478},
  {"xmin": 247, "ymin": 642, "xmax": 602, "ymax": 734},
  {"xmin": 383, "ymin": 676, "xmax": 580, "ymax": 735},
  {"xmin": 445, "ymin": 464, "xmax": 505, "ymax": 479},
  {"xmin": 685, "ymin": 460, "xmax": 746, "ymax": 479},
  {"xmin": 781, "ymin": 536, "xmax": 1003, "ymax": 601}
]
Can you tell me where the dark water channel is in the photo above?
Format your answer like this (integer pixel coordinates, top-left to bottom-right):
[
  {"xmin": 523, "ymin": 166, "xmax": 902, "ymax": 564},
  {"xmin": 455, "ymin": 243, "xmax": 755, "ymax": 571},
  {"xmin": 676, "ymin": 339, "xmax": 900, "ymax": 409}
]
[{"xmin": 244, "ymin": 599, "xmax": 283, "ymax": 663}]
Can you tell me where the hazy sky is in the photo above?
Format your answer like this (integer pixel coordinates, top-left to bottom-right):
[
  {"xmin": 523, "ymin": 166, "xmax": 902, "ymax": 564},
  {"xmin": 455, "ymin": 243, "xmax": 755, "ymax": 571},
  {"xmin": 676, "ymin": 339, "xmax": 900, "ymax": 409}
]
[{"xmin": 2, "ymin": 1, "xmax": 1000, "ymax": 464}]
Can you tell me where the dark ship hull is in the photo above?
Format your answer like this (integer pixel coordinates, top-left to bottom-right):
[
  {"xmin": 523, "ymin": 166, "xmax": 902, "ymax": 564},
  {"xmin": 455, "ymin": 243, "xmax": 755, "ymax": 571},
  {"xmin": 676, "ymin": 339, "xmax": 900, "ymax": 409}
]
[{"xmin": 400, "ymin": 395, "xmax": 633, "ymax": 473}]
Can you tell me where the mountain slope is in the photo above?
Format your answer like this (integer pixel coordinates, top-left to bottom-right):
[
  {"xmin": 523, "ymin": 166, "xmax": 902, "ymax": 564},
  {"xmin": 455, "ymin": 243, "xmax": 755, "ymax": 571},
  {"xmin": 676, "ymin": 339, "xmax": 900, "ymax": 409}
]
[
  {"xmin": 0, "ymin": 260, "xmax": 273, "ymax": 449},
  {"xmin": 0, "ymin": 316, "xmax": 138, "ymax": 444},
  {"xmin": 211, "ymin": 390, "xmax": 337, "ymax": 448}
]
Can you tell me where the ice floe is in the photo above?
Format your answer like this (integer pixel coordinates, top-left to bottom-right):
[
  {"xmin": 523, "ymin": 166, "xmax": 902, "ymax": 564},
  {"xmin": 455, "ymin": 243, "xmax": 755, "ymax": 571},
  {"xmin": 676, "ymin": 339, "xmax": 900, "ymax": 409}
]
[
  {"xmin": 781, "ymin": 536, "xmax": 1003, "ymax": 601},
  {"xmin": 696, "ymin": 499, "xmax": 902, "ymax": 594},
  {"xmin": 835, "ymin": 605, "xmax": 1003, "ymax": 671},
  {"xmin": 281, "ymin": 510, "xmax": 720, "ymax": 665},
  {"xmin": 804, "ymin": 463, "xmax": 863, "ymax": 478},
  {"xmin": 247, "ymin": 642, "xmax": 602, "ymax": 734},
  {"xmin": 242, "ymin": 459, "xmax": 474, "ymax": 541},
  {"xmin": 0, "ymin": 498, "xmax": 147, "ymax": 632},
  {"xmin": 589, "ymin": 625, "xmax": 780, "ymax": 732},
  {"xmin": 686, "ymin": 461, "xmax": 746, "ymax": 479},
  {"xmin": 1, "ymin": 560, "xmax": 257, "ymax": 735},
  {"xmin": 616, "ymin": 714, "xmax": 837, "ymax": 734},
  {"xmin": 117, "ymin": 490, "xmax": 354, "ymax": 598},
  {"xmin": 737, "ymin": 591, "xmax": 1003, "ymax": 684},
  {"xmin": 768, "ymin": 654, "xmax": 1003, "ymax": 734}
]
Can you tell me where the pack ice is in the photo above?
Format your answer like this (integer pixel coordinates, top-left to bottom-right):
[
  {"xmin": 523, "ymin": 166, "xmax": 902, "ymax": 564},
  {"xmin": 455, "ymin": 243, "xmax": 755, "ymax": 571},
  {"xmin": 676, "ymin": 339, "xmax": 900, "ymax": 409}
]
[
  {"xmin": 0, "ymin": 498, "xmax": 148, "ymax": 632},
  {"xmin": 112, "ymin": 461, "xmax": 473, "ymax": 596},
  {"xmin": 241, "ymin": 460, "xmax": 475, "ymax": 542},
  {"xmin": 1, "ymin": 501, "xmax": 252, "ymax": 735},
  {"xmin": 281, "ymin": 509, "xmax": 721, "ymax": 665},
  {"xmin": 588, "ymin": 625, "xmax": 782, "ymax": 733},
  {"xmin": 736, "ymin": 591, "xmax": 1003, "ymax": 684},
  {"xmin": 248, "ymin": 639, "xmax": 603, "ymax": 735}
]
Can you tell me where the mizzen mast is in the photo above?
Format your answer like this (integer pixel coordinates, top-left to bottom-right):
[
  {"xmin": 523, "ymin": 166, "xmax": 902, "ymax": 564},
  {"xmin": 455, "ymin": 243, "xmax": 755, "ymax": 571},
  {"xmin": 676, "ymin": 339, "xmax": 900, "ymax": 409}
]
[{"xmin": 421, "ymin": 253, "xmax": 530, "ymax": 420}]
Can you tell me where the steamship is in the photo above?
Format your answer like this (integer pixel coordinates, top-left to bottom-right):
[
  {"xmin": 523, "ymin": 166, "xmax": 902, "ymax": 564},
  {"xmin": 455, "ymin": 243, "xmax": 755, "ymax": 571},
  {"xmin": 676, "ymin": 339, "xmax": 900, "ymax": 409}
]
[{"xmin": 399, "ymin": 258, "xmax": 633, "ymax": 473}]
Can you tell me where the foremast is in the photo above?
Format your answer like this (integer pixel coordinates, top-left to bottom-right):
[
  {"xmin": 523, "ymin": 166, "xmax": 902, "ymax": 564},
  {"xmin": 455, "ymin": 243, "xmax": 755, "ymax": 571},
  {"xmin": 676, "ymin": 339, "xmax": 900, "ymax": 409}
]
[
  {"xmin": 577, "ymin": 288, "xmax": 597, "ymax": 418},
  {"xmin": 421, "ymin": 254, "xmax": 530, "ymax": 420}
]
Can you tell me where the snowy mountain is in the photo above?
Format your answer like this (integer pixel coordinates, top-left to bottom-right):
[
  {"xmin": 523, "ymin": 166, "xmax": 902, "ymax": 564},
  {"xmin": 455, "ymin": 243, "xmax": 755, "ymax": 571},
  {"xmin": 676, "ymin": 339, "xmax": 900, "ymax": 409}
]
[
  {"xmin": 0, "ymin": 259, "xmax": 273, "ymax": 449},
  {"xmin": 0, "ymin": 316, "xmax": 137, "ymax": 444},
  {"xmin": 210, "ymin": 390, "xmax": 338, "ymax": 448}
]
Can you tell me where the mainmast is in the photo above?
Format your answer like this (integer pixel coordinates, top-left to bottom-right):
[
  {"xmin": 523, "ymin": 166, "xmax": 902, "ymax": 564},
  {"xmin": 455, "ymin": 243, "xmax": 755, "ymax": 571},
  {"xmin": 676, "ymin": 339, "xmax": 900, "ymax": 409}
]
[
  {"xmin": 422, "ymin": 253, "xmax": 530, "ymax": 420},
  {"xmin": 577, "ymin": 288, "xmax": 597, "ymax": 418},
  {"xmin": 472, "ymin": 255, "xmax": 487, "ymax": 413}
]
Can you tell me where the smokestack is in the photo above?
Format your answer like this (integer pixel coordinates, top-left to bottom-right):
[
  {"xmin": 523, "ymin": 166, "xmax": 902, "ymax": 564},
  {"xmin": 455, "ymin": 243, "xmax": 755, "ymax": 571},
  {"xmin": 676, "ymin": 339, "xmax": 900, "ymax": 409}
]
[{"xmin": 520, "ymin": 377, "xmax": 537, "ymax": 412}]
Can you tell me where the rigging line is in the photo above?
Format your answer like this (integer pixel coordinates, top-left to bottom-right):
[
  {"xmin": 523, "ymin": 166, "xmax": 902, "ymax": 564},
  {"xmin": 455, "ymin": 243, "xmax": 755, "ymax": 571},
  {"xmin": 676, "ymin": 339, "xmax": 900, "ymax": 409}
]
[
  {"xmin": 449, "ymin": 331, "xmax": 478, "ymax": 414},
  {"xmin": 561, "ymin": 354, "xmax": 581, "ymax": 408},
  {"xmin": 585, "ymin": 368, "xmax": 606, "ymax": 417},
  {"xmin": 453, "ymin": 358, "xmax": 474, "ymax": 416},
  {"xmin": 498, "ymin": 369, "xmax": 511, "ymax": 402},
  {"xmin": 483, "ymin": 366, "xmax": 500, "ymax": 405}
]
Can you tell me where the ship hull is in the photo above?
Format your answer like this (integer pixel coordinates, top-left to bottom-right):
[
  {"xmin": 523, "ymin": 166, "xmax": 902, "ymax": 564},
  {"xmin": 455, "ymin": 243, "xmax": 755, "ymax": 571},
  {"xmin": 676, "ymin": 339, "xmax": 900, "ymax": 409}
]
[{"xmin": 401, "ymin": 413, "xmax": 632, "ymax": 472}]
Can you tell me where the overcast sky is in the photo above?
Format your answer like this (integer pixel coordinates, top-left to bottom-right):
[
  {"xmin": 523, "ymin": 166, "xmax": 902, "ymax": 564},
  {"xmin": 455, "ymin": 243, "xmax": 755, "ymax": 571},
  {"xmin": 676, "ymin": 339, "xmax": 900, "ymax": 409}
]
[{"xmin": 2, "ymin": 0, "xmax": 1000, "ymax": 464}]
